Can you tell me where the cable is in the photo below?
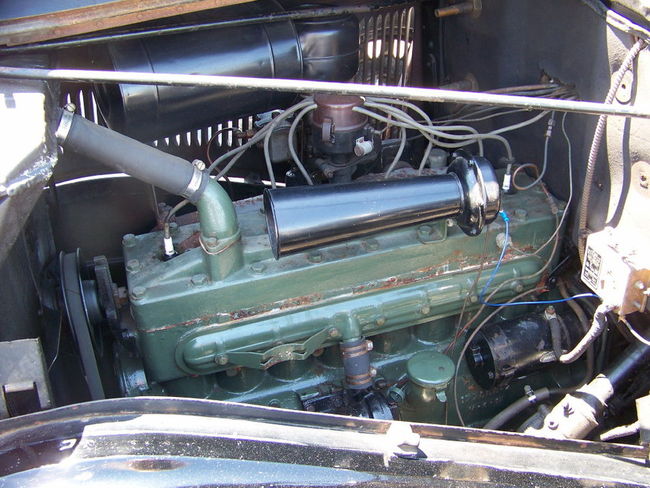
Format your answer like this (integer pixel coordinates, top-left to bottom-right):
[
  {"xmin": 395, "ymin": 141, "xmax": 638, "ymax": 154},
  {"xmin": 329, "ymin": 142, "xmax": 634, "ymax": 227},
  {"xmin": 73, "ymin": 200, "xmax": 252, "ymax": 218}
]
[
  {"xmin": 263, "ymin": 100, "xmax": 317, "ymax": 188},
  {"xmin": 511, "ymin": 112, "xmax": 555, "ymax": 191},
  {"xmin": 478, "ymin": 210, "xmax": 510, "ymax": 302},
  {"xmin": 559, "ymin": 303, "xmax": 613, "ymax": 363},
  {"xmin": 383, "ymin": 127, "xmax": 407, "ymax": 177},
  {"xmin": 620, "ymin": 317, "xmax": 650, "ymax": 346},
  {"xmin": 478, "ymin": 210, "xmax": 599, "ymax": 307},
  {"xmin": 533, "ymin": 112, "xmax": 572, "ymax": 255},
  {"xmin": 579, "ymin": 38, "xmax": 648, "ymax": 261},
  {"xmin": 288, "ymin": 104, "xmax": 316, "ymax": 185}
]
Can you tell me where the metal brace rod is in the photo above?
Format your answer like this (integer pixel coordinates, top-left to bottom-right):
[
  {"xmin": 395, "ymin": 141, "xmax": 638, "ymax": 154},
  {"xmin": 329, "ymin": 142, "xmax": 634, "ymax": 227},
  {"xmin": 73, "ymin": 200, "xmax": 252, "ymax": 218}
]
[{"xmin": 1, "ymin": 66, "xmax": 649, "ymax": 119}]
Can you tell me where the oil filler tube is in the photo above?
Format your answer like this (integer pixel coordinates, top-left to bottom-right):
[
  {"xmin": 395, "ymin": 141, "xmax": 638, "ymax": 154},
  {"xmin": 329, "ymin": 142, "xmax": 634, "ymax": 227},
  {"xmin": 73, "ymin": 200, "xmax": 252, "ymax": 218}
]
[{"xmin": 264, "ymin": 152, "xmax": 501, "ymax": 258}]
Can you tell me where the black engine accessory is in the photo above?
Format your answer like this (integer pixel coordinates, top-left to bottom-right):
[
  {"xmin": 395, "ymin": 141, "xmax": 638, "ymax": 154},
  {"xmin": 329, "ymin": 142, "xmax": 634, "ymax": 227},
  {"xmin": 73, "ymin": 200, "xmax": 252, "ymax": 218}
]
[
  {"xmin": 466, "ymin": 311, "xmax": 580, "ymax": 389},
  {"xmin": 93, "ymin": 2, "xmax": 359, "ymax": 140}
]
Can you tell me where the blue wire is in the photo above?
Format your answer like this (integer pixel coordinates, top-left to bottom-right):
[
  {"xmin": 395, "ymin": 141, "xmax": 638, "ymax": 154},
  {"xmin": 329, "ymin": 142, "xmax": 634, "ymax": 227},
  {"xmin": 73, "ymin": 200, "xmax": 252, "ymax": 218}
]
[
  {"xmin": 482, "ymin": 293, "xmax": 600, "ymax": 307},
  {"xmin": 478, "ymin": 210, "xmax": 509, "ymax": 302},
  {"xmin": 478, "ymin": 210, "xmax": 599, "ymax": 307}
]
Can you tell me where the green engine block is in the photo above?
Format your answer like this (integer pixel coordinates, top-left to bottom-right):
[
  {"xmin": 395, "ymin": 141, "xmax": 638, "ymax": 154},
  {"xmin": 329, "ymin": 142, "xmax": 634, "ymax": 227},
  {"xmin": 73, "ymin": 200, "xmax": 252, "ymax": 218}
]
[{"xmin": 117, "ymin": 181, "xmax": 561, "ymax": 420}]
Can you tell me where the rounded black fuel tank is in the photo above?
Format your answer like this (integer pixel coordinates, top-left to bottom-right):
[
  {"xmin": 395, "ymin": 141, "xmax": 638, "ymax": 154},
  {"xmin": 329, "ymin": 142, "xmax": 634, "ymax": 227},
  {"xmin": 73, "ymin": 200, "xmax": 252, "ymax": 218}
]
[{"xmin": 93, "ymin": 2, "xmax": 359, "ymax": 141}]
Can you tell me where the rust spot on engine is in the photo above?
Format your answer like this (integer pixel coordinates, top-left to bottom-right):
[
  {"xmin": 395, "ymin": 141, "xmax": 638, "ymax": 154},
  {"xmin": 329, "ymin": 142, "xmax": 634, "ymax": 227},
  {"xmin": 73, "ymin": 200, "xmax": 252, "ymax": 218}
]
[
  {"xmin": 177, "ymin": 231, "xmax": 201, "ymax": 252},
  {"xmin": 278, "ymin": 293, "xmax": 323, "ymax": 309}
]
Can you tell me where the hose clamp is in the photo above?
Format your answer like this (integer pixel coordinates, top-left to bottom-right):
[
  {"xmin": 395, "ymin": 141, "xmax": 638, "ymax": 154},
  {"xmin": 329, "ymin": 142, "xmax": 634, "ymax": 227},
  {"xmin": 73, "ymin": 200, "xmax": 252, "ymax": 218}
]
[
  {"xmin": 181, "ymin": 164, "xmax": 204, "ymax": 201},
  {"xmin": 55, "ymin": 106, "xmax": 75, "ymax": 144}
]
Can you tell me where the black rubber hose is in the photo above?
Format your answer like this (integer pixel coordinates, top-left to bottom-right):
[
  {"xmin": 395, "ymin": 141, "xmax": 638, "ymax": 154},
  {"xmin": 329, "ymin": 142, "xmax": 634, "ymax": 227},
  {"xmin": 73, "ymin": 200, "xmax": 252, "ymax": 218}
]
[
  {"xmin": 483, "ymin": 388, "xmax": 569, "ymax": 431},
  {"xmin": 558, "ymin": 279, "xmax": 594, "ymax": 384},
  {"xmin": 57, "ymin": 109, "xmax": 207, "ymax": 202}
]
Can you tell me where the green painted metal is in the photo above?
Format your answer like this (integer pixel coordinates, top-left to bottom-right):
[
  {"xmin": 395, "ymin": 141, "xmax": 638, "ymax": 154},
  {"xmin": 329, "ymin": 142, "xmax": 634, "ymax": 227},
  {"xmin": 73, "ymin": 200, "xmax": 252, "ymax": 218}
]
[{"xmin": 120, "ymin": 182, "xmax": 560, "ymax": 403}]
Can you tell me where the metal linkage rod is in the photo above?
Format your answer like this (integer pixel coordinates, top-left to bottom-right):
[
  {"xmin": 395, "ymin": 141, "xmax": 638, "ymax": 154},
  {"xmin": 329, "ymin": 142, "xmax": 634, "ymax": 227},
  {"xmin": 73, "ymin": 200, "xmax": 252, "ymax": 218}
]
[{"xmin": 1, "ymin": 66, "xmax": 650, "ymax": 119}]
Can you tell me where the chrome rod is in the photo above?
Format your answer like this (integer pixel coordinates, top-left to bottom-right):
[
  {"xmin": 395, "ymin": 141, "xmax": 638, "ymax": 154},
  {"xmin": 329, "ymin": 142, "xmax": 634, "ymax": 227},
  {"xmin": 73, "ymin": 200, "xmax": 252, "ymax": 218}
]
[{"xmin": 1, "ymin": 66, "xmax": 649, "ymax": 119}]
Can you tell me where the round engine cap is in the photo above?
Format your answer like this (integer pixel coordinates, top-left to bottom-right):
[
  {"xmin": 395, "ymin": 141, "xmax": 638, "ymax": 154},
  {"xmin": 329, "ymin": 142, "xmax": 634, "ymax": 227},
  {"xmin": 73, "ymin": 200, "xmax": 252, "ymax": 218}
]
[{"xmin": 407, "ymin": 351, "xmax": 455, "ymax": 390}]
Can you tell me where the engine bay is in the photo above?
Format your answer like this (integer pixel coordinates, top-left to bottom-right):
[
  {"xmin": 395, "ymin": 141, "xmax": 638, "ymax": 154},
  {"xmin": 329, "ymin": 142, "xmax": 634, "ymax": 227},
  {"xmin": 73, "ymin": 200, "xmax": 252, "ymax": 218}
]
[{"xmin": 1, "ymin": 0, "xmax": 650, "ymax": 450}]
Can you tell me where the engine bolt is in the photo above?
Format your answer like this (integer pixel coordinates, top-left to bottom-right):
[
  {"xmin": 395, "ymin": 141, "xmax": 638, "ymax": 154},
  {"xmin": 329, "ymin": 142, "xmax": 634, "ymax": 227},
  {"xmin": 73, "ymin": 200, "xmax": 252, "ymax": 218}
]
[
  {"xmin": 369, "ymin": 367, "xmax": 378, "ymax": 377},
  {"xmin": 376, "ymin": 317, "xmax": 386, "ymax": 327},
  {"xmin": 446, "ymin": 218, "xmax": 455, "ymax": 227},
  {"xmin": 634, "ymin": 280, "xmax": 646, "ymax": 290},
  {"xmin": 126, "ymin": 259, "xmax": 140, "ymax": 273},
  {"xmin": 420, "ymin": 305, "xmax": 431, "ymax": 315},
  {"xmin": 215, "ymin": 355, "xmax": 229, "ymax": 365},
  {"xmin": 365, "ymin": 340, "xmax": 374, "ymax": 351},
  {"xmin": 122, "ymin": 233, "xmax": 136, "ymax": 247},
  {"xmin": 192, "ymin": 159, "xmax": 206, "ymax": 171},
  {"xmin": 307, "ymin": 251, "xmax": 323, "ymax": 263},
  {"xmin": 191, "ymin": 274, "xmax": 207, "ymax": 286},
  {"xmin": 250, "ymin": 262, "xmax": 266, "ymax": 274},
  {"xmin": 547, "ymin": 419, "xmax": 559, "ymax": 430},
  {"xmin": 515, "ymin": 208, "xmax": 528, "ymax": 221},
  {"xmin": 328, "ymin": 328, "xmax": 340, "ymax": 338},
  {"xmin": 131, "ymin": 286, "xmax": 146, "ymax": 300},
  {"xmin": 203, "ymin": 237, "xmax": 219, "ymax": 249},
  {"xmin": 364, "ymin": 239, "xmax": 379, "ymax": 251}
]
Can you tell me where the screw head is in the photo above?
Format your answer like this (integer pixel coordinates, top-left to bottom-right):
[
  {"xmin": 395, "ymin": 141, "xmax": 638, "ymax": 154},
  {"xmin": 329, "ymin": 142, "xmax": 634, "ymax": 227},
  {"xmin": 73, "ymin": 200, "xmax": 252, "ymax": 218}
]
[
  {"xmin": 215, "ymin": 355, "xmax": 229, "ymax": 365},
  {"xmin": 126, "ymin": 259, "xmax": 140, "ymax": 273},
  {"xmin": 122, "ymin": 233, "xmax": 136, "ymax": 247},
  {"xmin": 376, "ymin": 317, "xmax": 386, "ymax": 327},
  {"xmin": 420, "ymin": 305, "xmax": 431, "ymax": 315},
  {"xmin": 307, "ymin": 251, "xmax": 323, "ymax": 263},
  {"xmin": 364, "ymin": 239, "xmax": 379, "ymax": 251},
  {"xmin": 192, "ymin": 159, "xmax": 206, "ymax": 171},
  {"xmin": 250, "ymin": 262, "xmax": 266, "ymax": 274},
  {"xmin": 191, "ymin": 274, "xmax": 207, "ymax": 286},
  {"xmin": 131, "ymin": 286, "xmax": 146, "ymax": 300},
  {"xmin": 369, "ymin": 367, "xmax": 378, "ymax": 377},
  {"xmin": 547, "ymin": 419, "xmax": 559, "ymax": 430}
]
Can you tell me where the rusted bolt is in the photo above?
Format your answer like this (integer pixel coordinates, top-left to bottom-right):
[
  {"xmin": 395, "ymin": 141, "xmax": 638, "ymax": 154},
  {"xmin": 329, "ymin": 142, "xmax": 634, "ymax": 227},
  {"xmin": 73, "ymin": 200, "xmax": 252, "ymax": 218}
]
[
  {"xmin": 307, "ymin": 251, "xmax": 323, "ymax": 263},
  {"xmin": 250, "ymin": 262, "xmax": 266, "ymax": 274},
  {"xmin": 328, "ymin": 328, "xmax": 341, "ymax": 338},
  {"xmin": 215, "ymin": 355, "xmax": 229, "ymax": 365},
  {"xmin": 420, "ymin": 305, "xmax": 431, "ymax": 315},
  {"xmin": 131, "ymin": 286, "xmax": 146, "ymax": 301},
  {"xmin": 376, "ymin": 317, "xmax": 386, "ymax": 327},
  {"xmin": 122, "ymin": 233, "xmax": 136, "ymax": 248},
  {"xmin": 126, "ymin": 259, "xmax": 140, "ymax": 273},
  {"xmin": 191, "ymin": 274, "xmax": 207, "ymax": 286}
]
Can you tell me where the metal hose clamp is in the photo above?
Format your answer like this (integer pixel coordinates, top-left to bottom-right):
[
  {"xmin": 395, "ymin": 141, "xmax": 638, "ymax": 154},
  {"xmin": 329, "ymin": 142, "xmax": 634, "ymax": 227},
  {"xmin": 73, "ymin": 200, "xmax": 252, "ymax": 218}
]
[
  {"xmin": 181, "ymin": 164, "xmax": 204, "ymax": 202},
  {"xmin": 55, "ymin": 104, "xmax": 76, "ymax": 144}
]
